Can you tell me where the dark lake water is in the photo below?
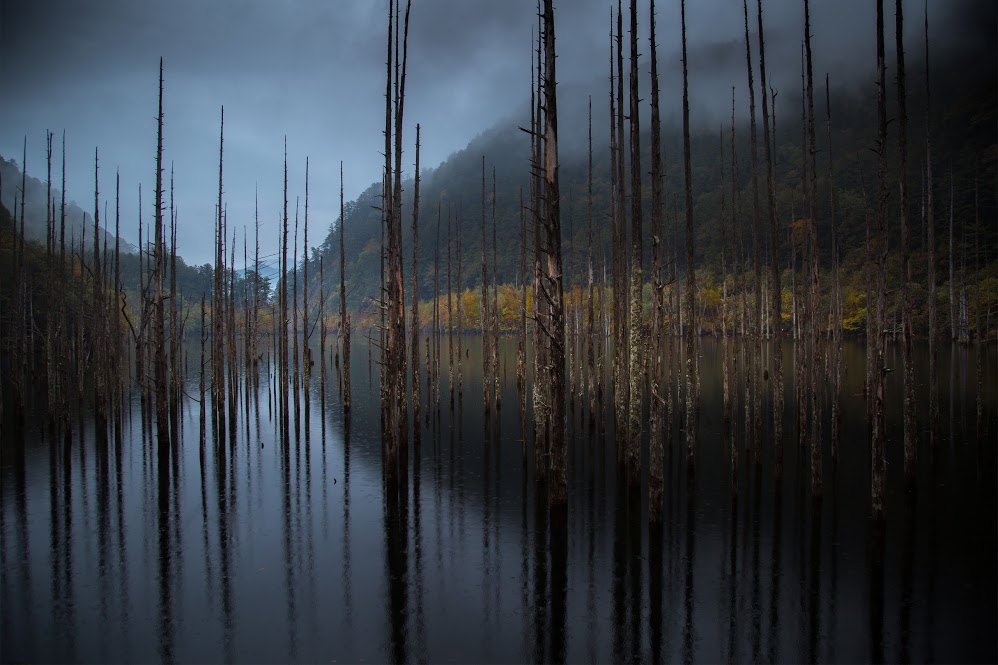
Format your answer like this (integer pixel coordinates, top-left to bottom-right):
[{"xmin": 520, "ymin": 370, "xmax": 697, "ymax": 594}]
[{"xmin": 2, "ymin": 338, "xmax": 996, "ymax": 663}]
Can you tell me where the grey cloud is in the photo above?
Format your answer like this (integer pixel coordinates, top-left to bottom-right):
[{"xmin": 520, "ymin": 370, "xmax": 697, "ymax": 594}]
[{"xmin": 1, "ymin": 0, "xmax": 990, "ymax": 266}]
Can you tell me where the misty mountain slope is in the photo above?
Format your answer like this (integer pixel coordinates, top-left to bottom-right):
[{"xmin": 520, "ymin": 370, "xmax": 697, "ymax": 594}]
[
  {"xmin": 309, "ymin": 50, "xmax": 995, "ymax": 314},
  {"xmin": 0, "ymin": 155, "xmax": 138, "ymax": 255}
]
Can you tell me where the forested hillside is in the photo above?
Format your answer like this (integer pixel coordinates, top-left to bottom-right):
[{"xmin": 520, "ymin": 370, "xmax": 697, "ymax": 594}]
[{"xmin": 308, "ymin": 41, "xmax": 996, "ymax": 335}]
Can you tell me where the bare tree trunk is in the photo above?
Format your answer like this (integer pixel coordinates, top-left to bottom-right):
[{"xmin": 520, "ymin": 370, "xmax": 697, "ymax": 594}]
[
  {"xmin": 586, "ymin": 102, "xmax": 596, "ymax": 422},
  {"xmin": 871, "ymin": 0, "xmax": 889, "ymax": 520},
  {"xmin": 383, "ymin": 0, "xmax": 412, "ymax": 459},
  {"xmin": 531, "ymin": 12, "xmax": 548, "ymax": 471},
  {"xmin": 93, "ymin": 147, "xmax": 107, "ymax": 431},
  {"xmin": 492, "ymin": 167, "xmax": 501, "ymax": 411},
  {"xmin": 804, "ymin": 0, "xmax": 822, "ymax": 496},
  {"xmin": 192, "ymin": 290, "xmax": 204, "ymax": 456},
  {"xmin": 742, "ymin": 0, "xmax": 762, "ymax": 456},
  {"xmin": 457, "ymin": 203, "xmax": 463, "ymax": 398},
  {"xmin": 280, "ymin": 139, "xmax": 289, "ymax": 444},
  {"xmin": 611, "ymin": 0, "xmax": 630, "ymax": 452},
  {"xmin": 974, "ymin": 177, "xmax": 982, "ymax": 436},
  {"xmin": 340, "ymin": 162, "xmax": 351, "ymax": 415},
  {"xmin": 681, "ymin": 0, "xmax": 698, "ymax": 461},
  {"xmin": 481, "ymin": 156, "xmax": 491, "ymax": 411},
  {"xmin": 304, "ymin": 160, "xmax": 312, "ymax": 389},
  {"xmin": 320, "ymin": 256, "xmax": 327, "ymax": 410},
  {"xmin": 153, "ymin": 60, "xmax": 169, "ymax": 454},
  {"xmin": 895, "ymin": 0, "xmax": 916, "ymax": 479},
  {"xmin": 293, "ymin": 197, "xmax": 301, "ymax": 440},
  {"xmin": 924, "ymin": 3, "xmax": 938, "ymax": 442},
  {"xmin": 520, "ymin": 187, "xmax": 528, "ymax": 410},
  {"xmin": 169, "ymin": 166, "xmax": 180, "ymax": 447},
  {"xmin": 625, "ymin": 0, "xmax": 643, "ymax": 479},
  {"xmin": 541, "ymin": 0, "xmax": 567, "ymax": 504},
  {"xmin": 433, "ymin": 205, "xmax": 441, "ymax": 410},
  {"xmin": 826, "ymin": 76, "xmax": 842, "ymax": 460},
  {"xmin": 448, "ymin": 207, "xmax": 454, "ymax": 407},
  {"xmin": 756, "ymin": 0, "xmax": 783, "ymax": 460},
  {"xmin": 721, "ymin": 127, "xmax": 731, "ymax": 423},
  {"xmin": 948, "ymin": 162, "xmax": 956, "ymax": 340},
  {"xmin": 412, "ymin": 126, "xmax": 422, "ymax": 444},
  {"xmin": 648, "ymin": 0, "xmax": 664, "ymax": 521}
]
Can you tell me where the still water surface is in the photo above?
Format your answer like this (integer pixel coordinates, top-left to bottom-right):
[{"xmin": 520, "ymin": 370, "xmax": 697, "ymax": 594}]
[{"xmin": 2, "ymin": 339, "xmax": 995, "ymax": 663}]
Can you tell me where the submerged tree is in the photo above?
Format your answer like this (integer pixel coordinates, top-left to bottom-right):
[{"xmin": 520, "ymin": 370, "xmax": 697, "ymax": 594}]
[{"xmin": 681, "ymin": 0, "xmax": 698, "ymax": 460}]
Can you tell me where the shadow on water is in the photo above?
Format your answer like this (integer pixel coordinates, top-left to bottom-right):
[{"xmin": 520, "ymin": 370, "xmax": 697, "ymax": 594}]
[{"xmin": 0, "ymin": 337, "xmax": 995, "ymax": 663}]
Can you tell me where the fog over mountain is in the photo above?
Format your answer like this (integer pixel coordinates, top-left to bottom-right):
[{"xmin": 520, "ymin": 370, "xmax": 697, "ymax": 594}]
[{"xmin": 1, "ymin": 0, "xmax": 992, "ymax": 265}]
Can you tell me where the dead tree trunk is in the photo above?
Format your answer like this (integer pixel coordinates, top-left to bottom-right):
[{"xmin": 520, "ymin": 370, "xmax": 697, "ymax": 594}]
[
  {"xmin": 340, "ymin": 162, "xmax": 351, "ymax": 415},
  {"xmin": 304, "ymin": 160, "xmax": 312, "ymax": 397},
  {"xmin": 457, "ymin": 203, "xmax": 464, "ymax": 398},
  {"xmin": 742, "ymin": 0, "xmax": 762, "ymax": 455},
  {"xmin": 721, "ymin": 127, "xmax": 731, "ymax": 422},
  {"xmin": 826, "ymin": 76, "xmax": 843, "ymax": 460},
  {"xmin": 586, "ymin": 102, "xmax": 596, "ymax": 421},
  {"xmin": 871, "ymin": 0, "xmax": 889, "ymax": 519},
  {"xmin": 625, "ymin": 0, "xmax": 643, "ymax": 479},
  {"xmin": 280, "ymin": 139, "xmax": 289, "ymax": 444},
  {"xmin": 447, "ymin": 207, "xmax": 454, "ymax": 407},
  {"xmin": 895, "ymin": 0, "xmax": 916, "ymax": 478},
  {"xmin": 153, "ymin": 60, "xmax": 169, "ymax": 451},
  {"xmin": 492, "ymin": 167, "xmax": 501, "ymax": 411},
  {"xmin": 531, "ymin": 13, "xmax": 548, "ymax": 470},
  {"xmin": 924, "ymin": 3, "xmax": 938, "ymax": 441},
  {"xmin": 541, "ymin": 0, "xmax": 567, "ymax": 504},
  {"xmin": 648, "ymin": 0, "xmax": 665, "ymax": 521},
  {"xmin": 411, "ymin": 125, "xmax": 422, "ymax": 443},
  {"xmin": 804, "ymin": 0, "xmax": 822, "ymax": 496},
  {"xmin": 481, "ymin": 156, "xmax": 491, "ymax": 411},
  {"xmin": 93, "ymin": 147, "xmax": 107, "ymax": 431},
  {"xmin": 756, "ymin": 0, "xmax": 783, "ymax": 459},
  {"xmin": 681, "ymin": 0, "xmax": 698, "ymax": 461}
]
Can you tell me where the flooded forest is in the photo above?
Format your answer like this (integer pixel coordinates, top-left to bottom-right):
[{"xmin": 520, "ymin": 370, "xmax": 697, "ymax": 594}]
[{"xmin": 1, "ymin": 0, "xmax": 996, "ymax": 662}]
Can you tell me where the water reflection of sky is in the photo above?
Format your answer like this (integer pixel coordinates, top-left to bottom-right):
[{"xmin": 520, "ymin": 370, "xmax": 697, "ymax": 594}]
[{"xmin": 1, "ymin": 337, "xmax": 995, "ymax": 662}]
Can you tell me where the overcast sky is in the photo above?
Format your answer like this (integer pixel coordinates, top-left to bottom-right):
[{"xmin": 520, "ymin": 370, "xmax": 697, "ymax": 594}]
[{"xmin": 0, "ymin": 0, "xmax": 990, "ymax": 266}]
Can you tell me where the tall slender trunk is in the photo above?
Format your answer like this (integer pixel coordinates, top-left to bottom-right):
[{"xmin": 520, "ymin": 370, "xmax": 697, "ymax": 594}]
[
  {"xmin": 742, "ymin": 0, "xmax": 762, "ymax": 455},
  {"xmin": 681, "ymin": 0, "xmax": 697, "ymax": 460},
  {"xmin": 625, "ymin": 0, "xmax": 643, "ymax": 478},
  {"xmin": 411, "ymin": 126, "xmax": 422, "ymax": 442},
  {"xmin": 952, "ymin": 160, "xmax": 957, "ymax": 342},
  {"xmin": 93, "ymin": 147, "xmax": 106, "ymax": 429},
  {"xmin": 586, "ymin": 102, "xmax": 596, "ymax": 421},
  {"xmin": 481, "ymin": 156, "xmax": 490, "ymax": 410},
  {"xmin": 721, "ymin": 127, "xmax": 731, "ymax": 423},
  {"xmin": 281, "ymin": 139, "xmax": 289, "ymax": 444},
  {"xmin": 924, "ymin": 3, "xmax": 938, "ymax": 441},
  {"xmin": 293, "ymin": 197, "xmax": 301, "ymax": 439},
  {"xmin": 895, "ymin": 0, "xmax": 916, "ymax": 478},
  {"xmin": 457, "ymin": 204, "xmax": 463, "ymax": 397},
  {"xmin": 153, "ymin": 59, "xmax": 169, "ymax": 451},
  {"xmin": 607, "ymin": 9, "xmax": 622, "ymax": 444},
  {"xmin": 804, "ymin": 0, "xmax": 822, "ymax": 496},
  {"xmin": 531, "ymin": 10, "xmax": 548, "ymax": 468},
  {"xmin": 826, "ymin": 76, "xmax": 842, "ymax": 459},
  {"xmin": 304, "ymin": 160, "xmax": 312, "ymax": 393},
  {"xmin": 492, "ymin": 167, "xmax": 501, "ymax": 411},
  {"xmin": 340, "ymin": 162, "xmax": 351, "ymax": 415},
  {"xmin": 648, "ymin": 0, "xmax": 664, "ymax": 521},
  {"xmin": 447, "ymin": 207, "xmax": 454, "ymax": 406},
  {"xmin": 871, "ymin": 0, "xmax": 889, "ymax": 519},
  {"xmin": 756, "ymin": 0, "xmax": 783, "ymax": 458},
  {"xmin": 169, "ymin": 166, "xmax": 180, "ymax": 447},
  {"xmin": 540, "ymin": 0, "xmax": 567, "ymax": 504},
  {"xmin": 614, "ymin": 0, "xmax": 628, "ymax": 449},
  {"xmin": 197, "ymin": 292, "xmax": 206, "ymax": 450}
]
